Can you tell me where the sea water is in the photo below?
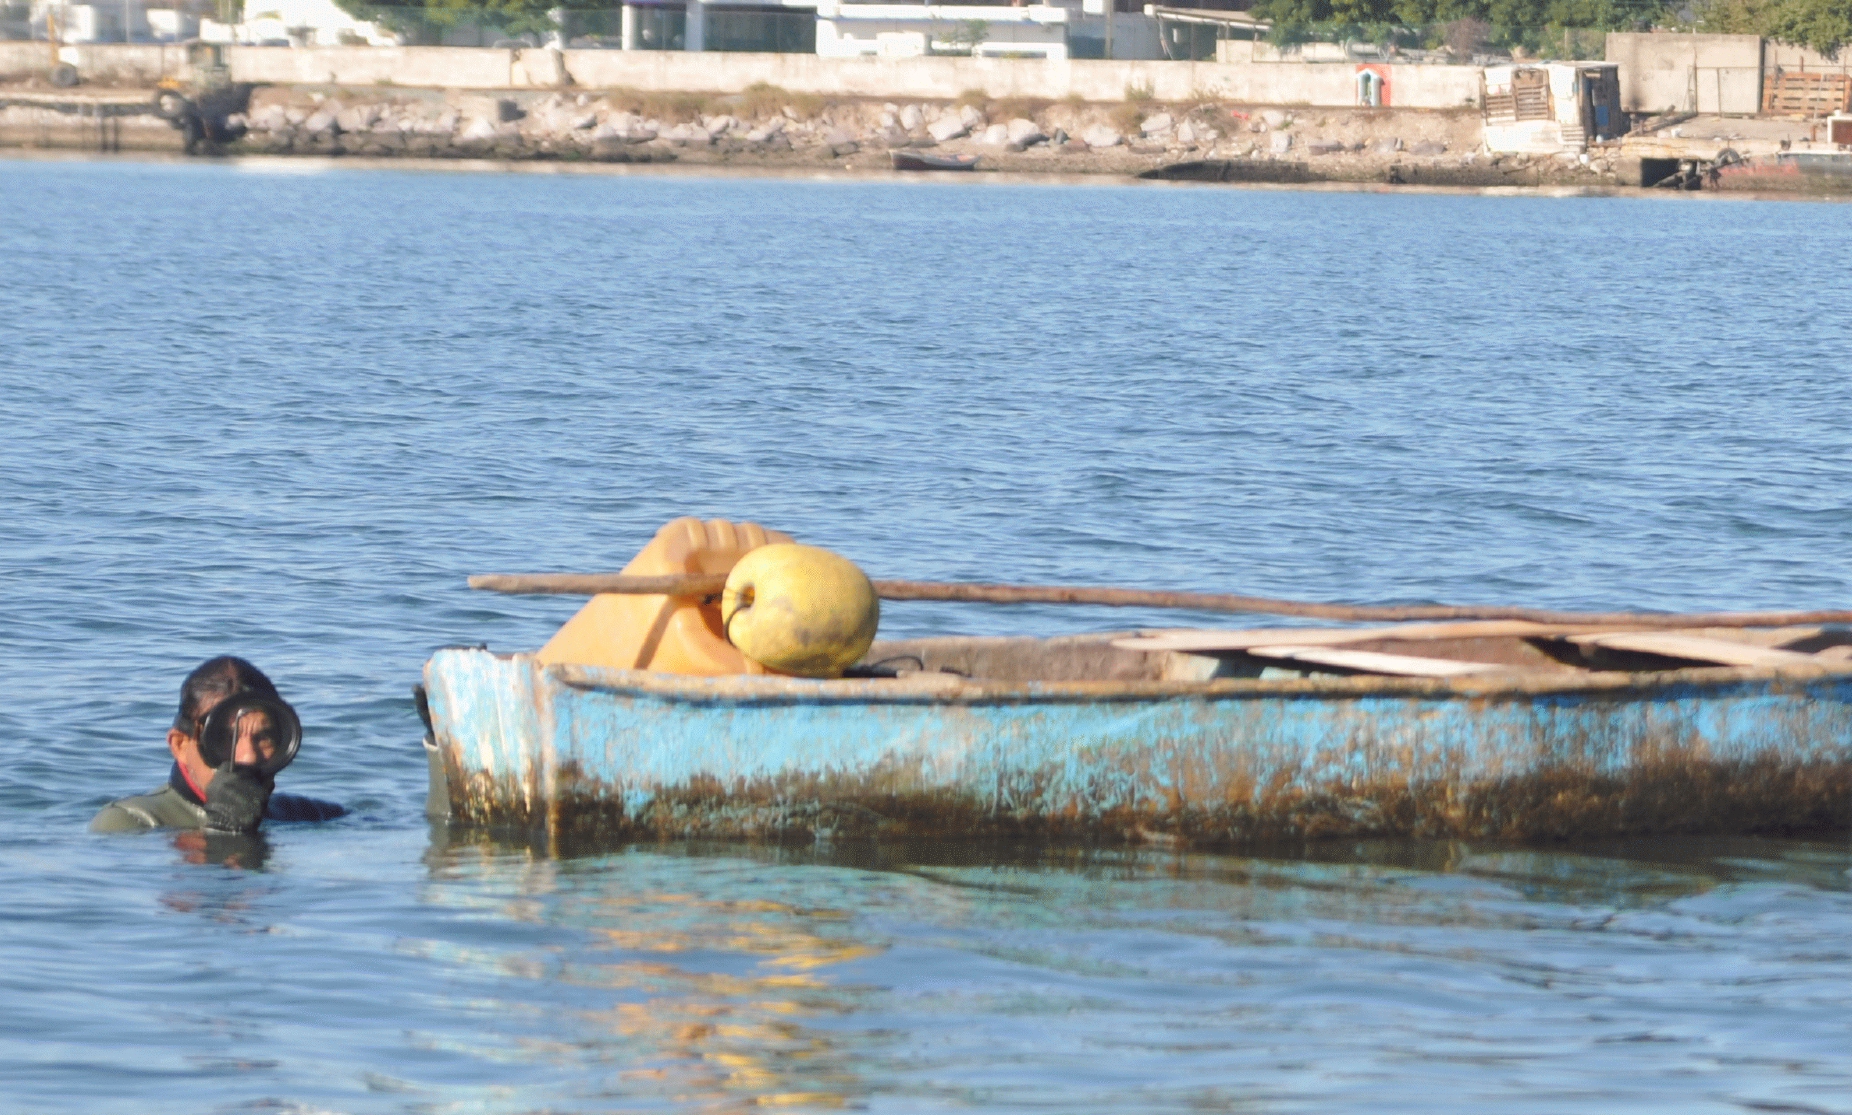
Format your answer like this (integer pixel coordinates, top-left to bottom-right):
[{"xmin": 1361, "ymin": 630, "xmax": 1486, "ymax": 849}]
[{"xmin": 1, "ymin": 158, "xmax": 1848, "ymax": 1113}]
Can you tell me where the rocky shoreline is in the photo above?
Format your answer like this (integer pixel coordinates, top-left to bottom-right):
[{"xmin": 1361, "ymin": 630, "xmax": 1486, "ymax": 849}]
[{"xmin": 2, "ymin": 82, "xmax": 1639, "ymax": 188}]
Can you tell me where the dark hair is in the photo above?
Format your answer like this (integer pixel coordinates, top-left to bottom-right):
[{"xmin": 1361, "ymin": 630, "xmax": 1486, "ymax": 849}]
[{"xmin": 173, "ymin": 656, "xmax": 280, "ymax": 735}]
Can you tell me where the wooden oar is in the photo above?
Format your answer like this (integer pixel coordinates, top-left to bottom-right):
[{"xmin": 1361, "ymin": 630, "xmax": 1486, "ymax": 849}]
[{"xmin": 466, "ymin": 572, "xmax": 1852, "ymax": 630}]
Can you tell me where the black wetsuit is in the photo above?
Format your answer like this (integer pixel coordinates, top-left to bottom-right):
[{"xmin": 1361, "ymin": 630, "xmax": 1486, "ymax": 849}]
[{"xmin": 90, "ymin": 764, "xmax": 345, "ymax": 833}]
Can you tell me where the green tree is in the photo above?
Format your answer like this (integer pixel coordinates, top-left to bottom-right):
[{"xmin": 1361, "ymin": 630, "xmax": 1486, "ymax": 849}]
[
  {"xmin": 1252, "ymin": 0, "xmax": 1670, "ymax": 38},
  {"xmin": 1701, "ymin": 0, "xmax": 1852, "ymax": 56},
  {"xmin": 334, "ymin": 0, "xmax": 566, "ymax": 39}
]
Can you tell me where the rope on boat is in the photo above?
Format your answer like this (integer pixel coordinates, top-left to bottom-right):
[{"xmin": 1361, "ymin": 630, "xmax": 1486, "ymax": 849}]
[{"xmin": 465, "ymin": 573, "xmax": 1852, "ymax": 630}]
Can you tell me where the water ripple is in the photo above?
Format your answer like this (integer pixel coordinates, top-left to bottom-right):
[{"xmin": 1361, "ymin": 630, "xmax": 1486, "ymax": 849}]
[{"xmin": 1, "ymin": 160, "xmax": 1849, "ymax": 1113}]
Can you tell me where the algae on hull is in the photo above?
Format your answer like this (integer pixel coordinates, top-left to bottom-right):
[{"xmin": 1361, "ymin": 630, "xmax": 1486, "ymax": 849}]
[{"xmin": 424, "ymin": 645, "xmax": 1852, "ymax": 851}]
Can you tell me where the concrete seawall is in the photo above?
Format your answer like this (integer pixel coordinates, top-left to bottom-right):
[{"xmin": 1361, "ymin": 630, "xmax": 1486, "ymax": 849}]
[
  {"xmin": 0, "ymin": 90, "xmax": 177, "ymax": 152},
  {"xmin": 0, "ymin": 42, "xmax": 1485, "ymax": 109},
  {"xmin": 4, "ymin": 81, "xmax": 1627, "ymax": 194}
]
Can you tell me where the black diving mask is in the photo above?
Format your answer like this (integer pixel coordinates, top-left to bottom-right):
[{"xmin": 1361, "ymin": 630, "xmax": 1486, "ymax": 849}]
[{"xmin": 196, "ymin": 694, "xmax": 301, "ymax": 779}]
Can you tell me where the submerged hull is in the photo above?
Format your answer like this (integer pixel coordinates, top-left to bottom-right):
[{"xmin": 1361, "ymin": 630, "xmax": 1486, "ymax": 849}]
[
  {"xmin": 422, "ymin": 645, "xmax": 1851, "ymax": 848},
  {"xmin": 891, "ymin": 151, "xmax": 978, "ymax": 171}
]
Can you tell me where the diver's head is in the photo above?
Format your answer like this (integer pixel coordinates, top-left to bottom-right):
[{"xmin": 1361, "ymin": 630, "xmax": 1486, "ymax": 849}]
[{"xmin": 166, "ymin": 657, "xmax": 300, "ymax": 792}]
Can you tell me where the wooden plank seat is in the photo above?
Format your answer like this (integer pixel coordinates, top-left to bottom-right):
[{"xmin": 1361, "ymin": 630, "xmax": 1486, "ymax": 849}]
[
  {"xmin": 1110, "ymin": 624, "xmax": 1843, "ymax": 679},
  {"xmin": 1562, "ymin": 632, "xmax": 1824, "ymax": 668},
  {"xmin": 1244, "ymin": 645, "xmax": 1508, "ymax": 678},
  {"xmin": 1112, "ymin": 620, "xmax": 1600, "ymax": 654}
]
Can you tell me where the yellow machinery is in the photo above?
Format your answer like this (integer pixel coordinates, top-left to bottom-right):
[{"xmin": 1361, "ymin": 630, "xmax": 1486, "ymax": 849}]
[{"xmin": 153, "ymin": 42, "xmax": 245, "ymax": 153}]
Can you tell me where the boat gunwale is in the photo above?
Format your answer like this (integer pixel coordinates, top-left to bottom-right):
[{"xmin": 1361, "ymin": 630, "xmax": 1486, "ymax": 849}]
[{"xmin": 505, "ymin": 653, "xmax": 1852, "ymax": 707}]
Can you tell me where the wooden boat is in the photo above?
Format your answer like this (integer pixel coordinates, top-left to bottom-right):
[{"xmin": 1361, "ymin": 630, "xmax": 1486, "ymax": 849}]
[
  {"xmin": 421, "ymin": 617, "xmax": 1852, "ymax": 848},
  {"xmin": 1713, "ymin": 151, "xmax": 1852, "ymax": 193},
  {"xmin": 891, "ymin": 150, "xmax": 978, "ymax": 172}
]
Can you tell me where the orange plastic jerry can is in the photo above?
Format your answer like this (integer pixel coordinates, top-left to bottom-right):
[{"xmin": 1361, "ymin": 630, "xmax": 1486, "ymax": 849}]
[{"xmin": 535, "ymin": 517, "xmax": 793, "ymax": 675}]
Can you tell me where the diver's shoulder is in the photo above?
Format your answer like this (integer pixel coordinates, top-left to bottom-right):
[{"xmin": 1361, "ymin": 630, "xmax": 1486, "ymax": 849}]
[
  {"xmin": 89, "ymin": 785, "xmax": 206, "ymax": 833},
  {"xmin": 266, "ymin": 792, "xmax": 346, "ymax": 823}
]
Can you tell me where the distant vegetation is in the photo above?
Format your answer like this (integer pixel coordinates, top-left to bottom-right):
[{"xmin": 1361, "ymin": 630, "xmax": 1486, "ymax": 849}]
[
  {"xmin": 335, "ymin": 0, "xmax": 1846, "ymax": 59},
  {"xmin": 334, "ymin": 0, "xmax": 567, "ymax": 41},
  {"xmin": 1247, "ymin": 0, "xmax": 1666, "ymax": 58},
  {"xmin": 1247, "ymin": 0, "xmax": 1847, "ymax": 57},
  {"xmin": 1695, "ymin": 0, "xmax": 1851, "ymax": 57}
]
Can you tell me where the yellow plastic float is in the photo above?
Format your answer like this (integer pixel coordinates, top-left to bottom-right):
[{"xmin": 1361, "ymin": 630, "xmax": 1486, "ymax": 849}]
[
  {"xmin": 721, "ymin": 543, "xmax": 879, "ymax": 679},
  {"xmin": 535, "ymin": 518, "xmax": 878, "ymax": 679}
]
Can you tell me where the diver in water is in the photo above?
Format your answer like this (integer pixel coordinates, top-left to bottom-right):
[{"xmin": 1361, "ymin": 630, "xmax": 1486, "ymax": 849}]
[{"xmin": 90, "ymin": 656, "xmax": 345, "ymax": 834}]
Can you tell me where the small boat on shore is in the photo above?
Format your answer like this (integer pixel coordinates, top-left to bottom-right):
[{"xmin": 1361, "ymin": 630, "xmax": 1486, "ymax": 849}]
[
  {"xmin": 424, "ymin": 617, "xmax": 1852, "ymax": 849},
  {"xmin": 1713, "ymin": 151, "xmax": 1852, "ymax": 193},
  {"xmin": 891, "ymin": 150, "xmax": 978, "ymax": 172}
]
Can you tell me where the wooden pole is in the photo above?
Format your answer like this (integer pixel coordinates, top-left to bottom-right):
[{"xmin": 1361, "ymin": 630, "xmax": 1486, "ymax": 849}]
[{"xmin": 465, "ymin": 572, "xmax": 1852, "ymax": 630}]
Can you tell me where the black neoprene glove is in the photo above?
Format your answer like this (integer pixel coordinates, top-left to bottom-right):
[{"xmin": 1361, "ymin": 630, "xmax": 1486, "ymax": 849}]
[{"xmin": 204, "ymin": 769, "xmax": 273, "ymax": 834}]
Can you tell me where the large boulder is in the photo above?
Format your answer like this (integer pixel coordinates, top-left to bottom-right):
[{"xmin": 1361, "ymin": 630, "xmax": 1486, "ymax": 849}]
[
  {"xmin": 1006, "ymin": 117, "xmax": 1046, "ymax": 146},
  {"xmin": 1268, "ymin": 131, "xmax": 1293, "ymax": 154},
  {"xmin": 335, "ymin": 104, "xmax": 377, "ymax": 132},
  {"xmin": 744, "ymin": 118, "xmax": 787, "ymax": 143},
  {"xmin": 662, "ymin": 122, "xmax": 712, "ymax": 146},
  {"xmin": 899, "ymin": 103, "xmax": 924, "ymax": 131},
  {"xmin": 457, "ymin": 117, "xmax": 499, "ymax": 144},
  {"xmin": 592, "ymin": 116, "xmax": 656, "ymax": 147},
  {"xmin": 611, "ymin": 114, "xmax": 657, "ymax": 143},
  {"xmin": 248, "ymin": 104, "xmax": 289, "ymax": 132},
  {"xmin": 1081, "ymin": 124, "xmax": 1122, "ymax": 148},
  {"xmin": 980, "ymin": 123, "xmax": 1009, "ymax": 146},
  {"xmin": 1140, "ymin": 111, "xmax": 1173, "ymax": 136},
  {"xmin": 928, "ymin": 115, "xmax": 968, "ymax": 142},
  {"xmin": 1176, "ymin": 121, "xmax": 1217, "ymax": 145}
]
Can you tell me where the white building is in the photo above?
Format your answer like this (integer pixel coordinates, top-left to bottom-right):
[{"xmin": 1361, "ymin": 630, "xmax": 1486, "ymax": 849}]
[
  {"xmin": 30, "ymin": 0, "xmax": 146, "ymax": 42},
  {"xmin": 201, "ymin": 0, "xmax": 397, "ymax": 45},
  {"xmin": 1483, "ymin": 62, "xmax": 1627, "ymax": 153},
  {"xmin": 27, "ymin": 0, "xmax": 394, "ymax": 43},
  {"xmin": 815, "ymin": 2, "xmax": 1070, "ymax": 60}
]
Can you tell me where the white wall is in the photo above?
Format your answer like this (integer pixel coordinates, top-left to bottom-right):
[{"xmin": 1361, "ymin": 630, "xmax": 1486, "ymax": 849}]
[
  {"xmin": 1763, "ymin": 41, "xmax": 1852, "ymax": 74},
  {"xmin": 553, "ymin": 50, "xmax": 1484, "ymax": 104},
  {"xmin": 1604, "ymin": 32, "xmax": 1762, "ymax": 114},
  {"xmin": 228, "ymin": 43, "xmax": 519, "ymax": 86},
  {"xmin": 0, "ymin": 41, "xmax": 1485, "ymax": 108},
  {"xmin": 815, "ymin": 3, "xmax": 1068, "ymax": 60},
  {"xmin": 0, "ymin": 40, "xmax": 180, "ymax": 82}
]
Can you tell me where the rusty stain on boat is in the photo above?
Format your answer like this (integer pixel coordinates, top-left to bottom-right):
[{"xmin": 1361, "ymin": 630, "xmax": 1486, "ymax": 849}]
[{"xmin": 423, "ymin": 642, "xmax": 1852, "ymax": 851}]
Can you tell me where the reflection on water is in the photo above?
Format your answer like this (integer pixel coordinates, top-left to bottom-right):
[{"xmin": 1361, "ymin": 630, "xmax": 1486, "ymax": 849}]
[
  {"xmin": 4, "ymin": 162, "xmax": 1852, "ymax": 1113},
  {"xmin": 367, "ymin": 830, "xmax": 1851, "ymax": 1114},
  {"xmin": 171, "ymin": 829, "xmax": 272, "ymax": 872}
]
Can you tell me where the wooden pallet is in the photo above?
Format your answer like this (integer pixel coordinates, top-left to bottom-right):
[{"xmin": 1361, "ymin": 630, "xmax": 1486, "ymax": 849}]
[{"xmin": 1763, "ymin": 71, "xmax": 1852, "ymax": 117}]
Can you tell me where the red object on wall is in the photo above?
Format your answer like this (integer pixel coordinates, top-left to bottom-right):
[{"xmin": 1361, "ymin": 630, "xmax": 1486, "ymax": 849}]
[{"xmin": 1356, "ymin": 64, "xmax": 1392, "ymax": 107}]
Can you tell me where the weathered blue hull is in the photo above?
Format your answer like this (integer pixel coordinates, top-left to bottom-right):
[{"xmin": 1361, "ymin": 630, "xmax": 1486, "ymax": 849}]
[{"xmin": 422, "ymin": 647, "xmax": 1852, "ymax": 846}]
